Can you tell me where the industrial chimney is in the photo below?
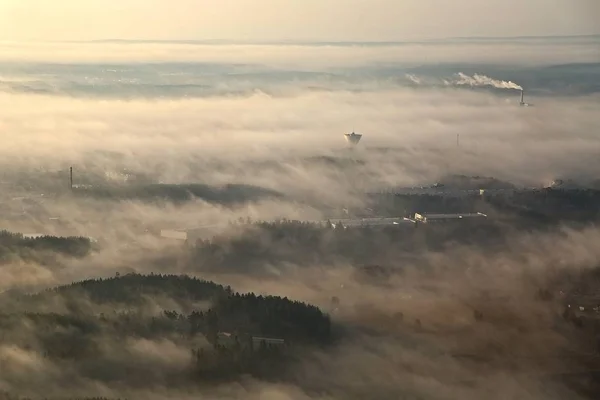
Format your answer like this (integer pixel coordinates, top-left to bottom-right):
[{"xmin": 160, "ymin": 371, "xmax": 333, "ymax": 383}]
[{"xmin": 69, "ymin": 166, "xmax": 73, "ymax": 190}]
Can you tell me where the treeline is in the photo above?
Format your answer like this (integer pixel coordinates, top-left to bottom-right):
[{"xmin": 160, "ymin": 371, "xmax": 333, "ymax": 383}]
[
  {"xmin": 37, "ymin": 273, "xmax": 229, "ymax": 306},
  {"xmin": 370, "ymin": 192, "xmax": 489, "ymax": 216},
  {"xmin": 0, "ymin": 274, "xmax": 332, "ymax": 391},
  {"xmin": 190, "ymin": 291, "xmax": 331, "ymax": 345},
  {"xmin": 371, "ymin": 188, "xmax": 600, "ymax": 223},
  {"xmin": 73, "ymin": 183, "xmax": 283, "ymax": 205},
  {"xmin": 185, "ymin": 189, "xmax": 600, "ymax": 273},
  {"xmin": 0, "ymin": 396, "xmax": 126, "ymax": 400},
  {"xmin": 187, "ymin": 218, "xmax": 512, "ymax": 273},
  {"xmin": 191, "ymin": 332, "xmax": 293, "ymax": 381},
  {"xmin": 0, "ymin": 230, "xmax": 92, "ymax": 263},
  {"xmin": 487, "ymin": 188, "xmax": 600, "ymax": 222}
]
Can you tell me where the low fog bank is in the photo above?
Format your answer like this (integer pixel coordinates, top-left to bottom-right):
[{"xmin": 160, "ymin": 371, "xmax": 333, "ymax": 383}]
[
  {"xmin": 0, "ymin": 87, "xmax": 599, "ymax": 188},
  {"xmin": 0, "ymin": 80, "xmax": 596, "ymax": 279},
  {"xmin": 2, "ymin": 223, "xmax": 600, "ymax": 398},
  {"xmin": 2, "ymin": 179, "xmax": 600, "ymax": 398},
  {"xmin": 187, "ymin": 223, "xmax": 600, "ymax": 308},
  {"xmin": 2, "ymin": 63, "xmax": 599, "ymax": 99},
  {"xmin": 1, "ymin": 39, "xmax": 599, "ymax": 66},
  {"xmin": 0, "ymin": 79, "xmax": 597, "ymax": 302},
  {"xmin": 0, "ymin": 39, "xmax": 599, "ymax": 399}
]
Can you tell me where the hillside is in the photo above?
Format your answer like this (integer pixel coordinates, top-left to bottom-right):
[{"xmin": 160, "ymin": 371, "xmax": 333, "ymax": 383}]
[
  {"xmin": 72, "ymin": 183, "xmax": 283, "ymax": 205},
  {"xmin": 0, "ymin": 274, "xmax": 332, "ymax": 387}
]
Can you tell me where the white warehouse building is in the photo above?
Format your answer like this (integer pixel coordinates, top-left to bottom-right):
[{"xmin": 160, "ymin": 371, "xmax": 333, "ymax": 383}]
[
  {"xmin": 413, "ymin": 212, "xmax": 487, "ymax": 223},
  {"xmin": 160, "ymin": 224, "xmax": 226, "ymax": 243},
  {"xmin": 326, "ymin": 217, "xmax": 415, "ymax": 229}
]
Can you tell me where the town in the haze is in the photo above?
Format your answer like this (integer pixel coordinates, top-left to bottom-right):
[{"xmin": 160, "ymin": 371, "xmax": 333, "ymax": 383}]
[{"xmin": 0, "ymin": 1, "xmax": 599, "ymax": 399}]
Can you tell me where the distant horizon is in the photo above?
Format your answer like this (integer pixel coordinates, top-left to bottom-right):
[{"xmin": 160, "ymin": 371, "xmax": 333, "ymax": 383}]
[
  {"xmin": 3, "ymin": 1, "xmax": 597, "ymax": 43},
  {"xmin": 8, "ymin": 33, "xmax": 599, "ymax": 46}
]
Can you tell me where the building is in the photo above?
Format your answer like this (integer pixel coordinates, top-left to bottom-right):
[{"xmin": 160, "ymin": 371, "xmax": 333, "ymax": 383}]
[
  {"xmin": 160, "ymin": 229, "xmax": 189, "ymax": 241},
  {"xmin": 160, "ymin": 225, "xmax": 226, "ymax": 243},
  {"xmin": 326, "ymin": 217, "xmax": 415, "ymax": 229},
  {"xmin": 251, "ymin": 336, "xmax": 285, "ymax": 349},
  {"xmin": 216, "ymin": 332, "xmax": 285, "ymax": 350},
  {"xmin": 413, "ymin": 212, "xmax": 487, "ymax": 223}
]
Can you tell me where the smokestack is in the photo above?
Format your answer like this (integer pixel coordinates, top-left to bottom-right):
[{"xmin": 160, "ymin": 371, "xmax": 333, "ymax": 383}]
[
  {"xmin": 69, "ymin": 166, "xmax": 73, "ymax": 190},
  {"xmin": 520, "ymin": 90, "xmax": 524, "ymax": 104}
]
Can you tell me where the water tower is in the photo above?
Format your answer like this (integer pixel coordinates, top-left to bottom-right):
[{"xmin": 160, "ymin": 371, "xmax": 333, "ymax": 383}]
[{"xmin": 344, "ymin": 132, "xmax": 362, "ymax": 146}]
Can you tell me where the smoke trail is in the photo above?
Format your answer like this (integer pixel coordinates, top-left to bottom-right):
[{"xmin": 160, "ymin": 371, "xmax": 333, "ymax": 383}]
[
  {"xmin": 405, "ymin": 74, "xmax": 422, "ymax": 85},
  {"xmin": 454, "ymin": 72, "xmax": 523, "ymax": 90}
]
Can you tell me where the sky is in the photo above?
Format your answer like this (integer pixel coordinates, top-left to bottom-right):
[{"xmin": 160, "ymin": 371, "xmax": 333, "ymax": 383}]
[{"xmin": 0, "ymin": 0, "xmax": 599, "ymax": 42}]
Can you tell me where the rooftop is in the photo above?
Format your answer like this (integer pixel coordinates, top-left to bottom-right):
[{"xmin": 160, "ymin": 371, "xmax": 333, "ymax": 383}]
[
  {"xmin": 414, "ymin": 212, "xmax": 488, "ymax": 222},
  {"xmin": 326, "ymin": 217, "xmax": 415, "ymax": 228}
]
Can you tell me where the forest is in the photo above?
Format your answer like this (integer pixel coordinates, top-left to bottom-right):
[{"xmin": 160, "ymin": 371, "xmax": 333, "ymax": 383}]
[
  {"xmin": 0, "ymin": 230, "xmax": 93, "ymax": 264},
  {"xmin": 0, "ymin": 273, "xmax": 332, "ymax": 390},
  {"xmin": 2, "ymin": 187, "xmax": 600, "ymax": 398},
  {"xmin": 71, "ymin": 183, "xmax": 283, "ymax": 206},
  {"xmin": 372, "ymin": 188, "xmax": 600, "ymax": 223}
]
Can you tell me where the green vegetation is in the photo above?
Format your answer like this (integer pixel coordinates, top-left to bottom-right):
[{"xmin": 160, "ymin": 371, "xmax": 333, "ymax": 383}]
[
  {"xmin": 487, "ymin": 188, "xmax": 600, "ymax": 222},
  {"xmin": 372, "ymin": 188, "xmax": 600, "ymax": 223},
  {"xmin": 73, "ymin": 183, "xmax": 283, "ymax": 205},
  {"xmin": 188, "ymin": 218, "xmax": 509, "ymax": 273},
  {"xmin": 0, "ymin": 274, "xmax": 332, "ymax": 387},
  {"xmin": 0, "ymin": 396, "xmax": 126, "ymax": 400},
  {"xmin": 3, "ymin": 183, "xmax": 600, "ymax": 398},
  {"xmin": 183, "ymin": 188, "xmax": 600, "ymax": 277},
  {"xmin": 38, "ymin": 273, "xmax": 228, "ymax": 306},
  {"xmin": 0, "ymin": 230, "xmax": 93, "ymax": 264}
]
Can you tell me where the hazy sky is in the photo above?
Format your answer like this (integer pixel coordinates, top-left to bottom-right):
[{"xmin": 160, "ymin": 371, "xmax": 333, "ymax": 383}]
[{"xmin": 0, "ymin": 0, "xmax": 599, "ymax": 42}]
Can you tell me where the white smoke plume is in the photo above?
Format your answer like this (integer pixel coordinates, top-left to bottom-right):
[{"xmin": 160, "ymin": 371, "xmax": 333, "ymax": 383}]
[
  {"xmin": 405, "ymin": 74, "xmax": 422, "ymax": 85},
  {"xmin": 453, "ymin": 72, "xmax": 523, "ymax": 90}
]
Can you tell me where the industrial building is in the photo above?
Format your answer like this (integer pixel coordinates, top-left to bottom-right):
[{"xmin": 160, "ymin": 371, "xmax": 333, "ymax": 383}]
[
  {"xmin": 326, "ymin": 217, "xmax": 415, "ymax": 229},
  {"xmin": 372, "ymin": 187, "xmax": 508, "ymax": 197},
  {"xmin": 160, "ymin": 229, "xmax": 189, "ymax": 241},
  {"xmin": 413, "ymin": 212, "xmax": 488, "ymax": 223},
  {"xmin": 159, "ymin": 224, "xmax": 227, "ymax": 243}
]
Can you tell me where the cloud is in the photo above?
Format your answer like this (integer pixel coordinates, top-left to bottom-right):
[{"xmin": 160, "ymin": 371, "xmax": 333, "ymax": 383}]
[
  {"xmin": 126, "ymin": 338, "xmax": 192, "ymax": 368},
  {"xmin": 0, "ymin": 345, "xmax": 48, "ymax": 374},
  {"xmin": 0, "ymin": 40, "xmax": 598, "ymax": 398},
  {"xmin": 187, "ymin": 225, "xmax": 600, "ymax": 399},
  {"xmin": 0, "ymin": 47, "xmax": 597, "ymax": 292},
  {"xmin": 0, "ymin": 39, "xmax": 599, "ymax": 66},
  {"xmin": 0, "ymin": 84, "xmax": 598, "ymax": 187},
  {"xmin": 1, "ymin": 224, "xmax": 600, "ymax": 398}
]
